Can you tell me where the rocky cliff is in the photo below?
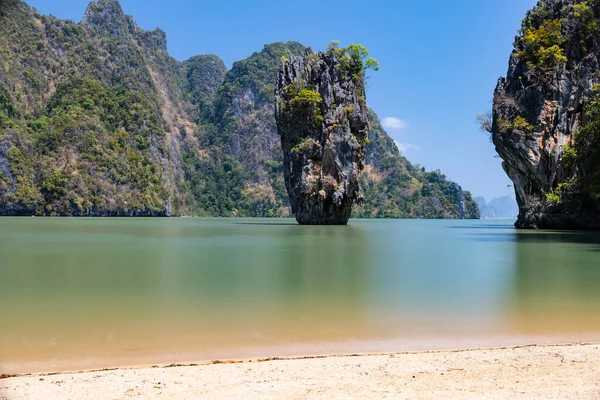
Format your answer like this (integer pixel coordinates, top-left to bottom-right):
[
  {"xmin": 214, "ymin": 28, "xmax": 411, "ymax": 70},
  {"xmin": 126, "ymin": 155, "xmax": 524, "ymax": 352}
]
[
  {"xmin": 275, "ymin": 47, "xmax": 370, "ymax": 224},
  {"xmin": 493, "ymin": 0, "xmax": 600, "ymax": 229},
  {"xmin": 0, "ymin": 0, "xmax": 479, "ymax": 219}
]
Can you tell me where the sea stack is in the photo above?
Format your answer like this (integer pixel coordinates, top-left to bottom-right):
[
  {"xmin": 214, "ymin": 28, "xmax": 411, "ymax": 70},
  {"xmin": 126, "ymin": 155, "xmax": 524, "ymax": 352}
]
[
  {"xmin": 275, "ymin": 45, "xmax": 371, "ymax": 225},
  {"xmin": 492, "ymin": 0, "xmax": 600, "ymax": 229}
]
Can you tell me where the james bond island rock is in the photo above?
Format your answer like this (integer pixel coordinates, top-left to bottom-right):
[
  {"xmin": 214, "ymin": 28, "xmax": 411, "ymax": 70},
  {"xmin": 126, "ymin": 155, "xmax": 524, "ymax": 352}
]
[
  {"xmin": 492, "ymin": 0, "xmax": 600, "ymax": 229},
  {"xmin": 275, "ymin": 44, "xmax": 377, "ymax": 225}
]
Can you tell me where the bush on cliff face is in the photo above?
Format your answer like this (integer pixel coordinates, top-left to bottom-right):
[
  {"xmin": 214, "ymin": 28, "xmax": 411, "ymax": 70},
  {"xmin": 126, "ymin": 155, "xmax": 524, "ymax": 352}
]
[
  {"xmin": 326, "ymin": 41, "xmax": 380, "ymax": 90},
  {"xmin": 282, "ymin": 83, "xmax": 324, "ymax": 129},
  {"xmin": 516, "ymin": 19, "xmax": 567, "ymax": 68}
]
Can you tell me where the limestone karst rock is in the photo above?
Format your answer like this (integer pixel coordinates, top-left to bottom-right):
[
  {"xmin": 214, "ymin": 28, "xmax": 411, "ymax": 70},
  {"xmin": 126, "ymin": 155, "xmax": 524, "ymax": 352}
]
[
  {"xmin": 275, "ymin": 48, "xmax": 370, "ymax": 225},
  {"xmin": 493, "ymin": 0, "xmax": 600, "ymax": 229}
]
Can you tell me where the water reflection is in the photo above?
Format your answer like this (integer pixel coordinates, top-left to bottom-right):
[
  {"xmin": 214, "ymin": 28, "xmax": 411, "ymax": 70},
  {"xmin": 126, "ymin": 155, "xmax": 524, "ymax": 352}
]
[
  {"xmin": 279, "ymin": 225, "xmax": 367, "ymax": 299},
  {"xmin": 1, "ymin": 218, "xmax": 600, "ymax": 373},
  {"xmin": 508, "ymin": 229, "xmax": 600, "ymax": 334},
  {"xmin": 361, "ymin": 220, "xmax": 517, "ymax": 336},
  {"xmin": 276, "ymin": 225, "xmax": 368, "ymax": 334},
  {"xmin": 0, "ymin": 218, "xmax": 375, "ymax": 373}
]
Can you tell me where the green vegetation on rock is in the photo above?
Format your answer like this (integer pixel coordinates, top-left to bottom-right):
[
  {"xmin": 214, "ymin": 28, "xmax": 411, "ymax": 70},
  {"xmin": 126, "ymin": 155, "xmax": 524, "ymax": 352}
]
[
  {"xmin": 0, "ymin": 0, "xmax": 478, "ymax": 219},
  {"xmin": 516, "ymin": 19, "xmax": 567, "ymax": 68}
]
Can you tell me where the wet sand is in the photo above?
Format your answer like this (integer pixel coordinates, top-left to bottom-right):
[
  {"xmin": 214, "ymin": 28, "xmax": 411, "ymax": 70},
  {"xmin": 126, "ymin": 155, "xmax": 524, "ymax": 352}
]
[{"xmin": 1, "ymin": 343, "xmax": 599, "ymax": 399}]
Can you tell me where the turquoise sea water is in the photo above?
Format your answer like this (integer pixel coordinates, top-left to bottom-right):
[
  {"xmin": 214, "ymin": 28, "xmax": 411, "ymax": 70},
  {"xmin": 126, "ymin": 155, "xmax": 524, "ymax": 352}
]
[{"xmin": 1, "ymin": 218, "xmax": 600, "ymax": 373}]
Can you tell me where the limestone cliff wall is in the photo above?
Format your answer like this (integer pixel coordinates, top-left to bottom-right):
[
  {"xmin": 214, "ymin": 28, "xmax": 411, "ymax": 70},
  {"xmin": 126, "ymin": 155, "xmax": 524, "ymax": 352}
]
[
  {"xmin": 275, "ymin": 48, "xmax": 370, "ymax": 224},
  {"xmin": 493, "ymin": 0, "xmax": 600, "ymax": 229}
]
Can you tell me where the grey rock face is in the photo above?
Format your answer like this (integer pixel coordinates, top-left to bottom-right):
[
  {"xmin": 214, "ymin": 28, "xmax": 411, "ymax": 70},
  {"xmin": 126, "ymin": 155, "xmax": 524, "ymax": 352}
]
[
  {"xmin": 82, "ymin": 0, "xmax": 138, "ymax": 40},
  {"xmin": 450, "ymin": 183, "xmax": 466, "ymax": 219},
  {"xmin": 139, "ymin": 28, "xmax": 168, "ymax": 52},
  {"xmin": 0, "ymin": 140, "xmax": 15, "ymax": 192},
  {"xmin": 275, "ymin": 48, "xmax": 370, "ymax": 225},
  {"xmin": 492, "ymin": 0, "xmax": 600, "ymax": 229}
]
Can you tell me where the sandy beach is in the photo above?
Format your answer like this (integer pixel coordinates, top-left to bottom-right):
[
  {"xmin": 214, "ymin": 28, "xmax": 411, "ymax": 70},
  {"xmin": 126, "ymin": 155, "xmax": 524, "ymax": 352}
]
[{"xmin": 1, "ymin": 343, "xmax": 599, "ymax": 399}]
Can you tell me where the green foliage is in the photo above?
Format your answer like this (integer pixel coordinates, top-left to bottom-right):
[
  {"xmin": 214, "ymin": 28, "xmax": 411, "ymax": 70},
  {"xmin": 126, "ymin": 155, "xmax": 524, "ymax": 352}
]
[
  {"xmin": 516, "ymin": 19, "xmax": 567, "ymax": 68},
  {"xmin": 346, "ymin": 44, "xmax": 380, "ymax": 72},
  {"xmin": 41, "ymin": 170, "xmax": 69, "ymax": 202},
  {"xmin": 2, "ymin": 74, "xmax": 170, "ymax": 215},
  {"xmin": 289, "ymin": 89, "xmax": 323, "ymax": 106},
  {"xmin": 512, "ymin": 115, "xmax": 535, "ymax": 132},
  {"xmin": 497, "ymin": 117, "xmax": 512, "ymax": 134},
  {"xmin": 282, "ymin": 83, "xmax": 324, "ymax": 128},
  {"xmin": 23, "ymin": 69, "xmax": 42, "ymax": 90},
  {"xmin": 180, "ymin": 145, "xmax": 285, "ymax": 217},
  {"xmin": 297, "ymin": 138, "xmax": 315, "ymax": 153},
  {"xmin": 476, "ymin": 111, "xmax": 493, "ymax": 134},
  {"xmin": 365, "ymin": 58, "xmax": 380, "ymax": 71},
  {"xmin": 330, "ymin": 42, "xmax": 380, "ymax": 81},
  {"xmin": 28, "ymin": 117, "xmax": 49, "ymax": 133},
  {"xmin": 545, "ymin": 181, "xmax": 573, "ymax": 203},
  {"xmin": 497, "ymin": 115, "xmax": 534, "ymax": 134},
  {"xmin": 6, "ymin": 145, "xmax": 37, "ymax": 206},
  {"xmin": 327, "ymin": 40, "xmax": 341, "ymax": 52},
  {"xmin": 545, "ymin": 191, "xmax": 561, "ymax": 203},
  {"xmin": 0, "ymin": 85, "xmax": 16, "ymax": 128},
  {"xmin": 521, "ymin": 1, "xmax": 555, "ymax": 28},
  {"xmin": 346, "ymin": 44, "xmax": 369, "ymax": 61},
  {"xmin": 216, "ymin": 42, "xmax": 305, "ymax": 114},
  {"xmin": 538, "ymin": 44, "xmax": 568, "ymax": 65},
  {"xmin": 7, "ymin": 146, "xmax": 33, "ymax": 176},
  {"xmin": 0, "ymin": 86, "xmax": 15, "ymax": 117},
  {"xmin": 574, "ymin": 2, "xmax": 597, "ymax": 35},
  {"xmin": 562, "ymin": 143, "xmax": 578, "ymax": 168}
]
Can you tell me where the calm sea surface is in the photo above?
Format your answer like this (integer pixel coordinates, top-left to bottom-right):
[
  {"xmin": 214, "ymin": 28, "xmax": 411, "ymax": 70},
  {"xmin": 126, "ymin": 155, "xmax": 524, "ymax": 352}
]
[{"xmin": 1, "ymin": 218, "xmax": 600, "ymax": 373}]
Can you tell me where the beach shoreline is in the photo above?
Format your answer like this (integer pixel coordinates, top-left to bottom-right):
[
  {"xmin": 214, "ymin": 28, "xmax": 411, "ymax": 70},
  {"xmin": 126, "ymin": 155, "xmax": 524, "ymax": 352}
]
[{"xmin": 2, "ymin": 342, "xmax": 599, "ymax": 399}]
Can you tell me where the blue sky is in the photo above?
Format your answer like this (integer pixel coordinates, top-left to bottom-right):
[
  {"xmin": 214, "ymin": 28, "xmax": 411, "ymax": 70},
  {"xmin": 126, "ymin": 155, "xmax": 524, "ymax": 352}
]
[{"xmin": 25, "ymin": 0, "xmax": 538, "ymax": 200}]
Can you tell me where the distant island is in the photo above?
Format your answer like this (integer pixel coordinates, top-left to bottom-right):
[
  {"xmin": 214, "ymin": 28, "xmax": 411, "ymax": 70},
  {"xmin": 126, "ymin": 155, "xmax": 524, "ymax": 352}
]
[
  {"xmin": 474, "ymin": 196, "xmax": 519, "ymax": 220},
  {"xmin": 0, "ymin": 0, "xmax": 479, "ymax": 219}
]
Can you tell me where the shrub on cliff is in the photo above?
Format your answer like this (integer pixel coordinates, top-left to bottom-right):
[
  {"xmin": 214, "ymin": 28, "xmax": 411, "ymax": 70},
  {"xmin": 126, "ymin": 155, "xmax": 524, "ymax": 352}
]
[
  {"xmin": 516, "ymin": 19, "xmax": 567, "ymax": 68},
  {"xmin": 326, "ymin": 41, "xmax": 380, "ymax": 88}
]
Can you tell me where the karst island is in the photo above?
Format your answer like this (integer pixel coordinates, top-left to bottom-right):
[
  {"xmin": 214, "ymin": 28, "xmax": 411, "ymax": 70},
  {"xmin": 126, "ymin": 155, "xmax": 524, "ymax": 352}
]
[{"xmin": 275, "ymin": 43, "xmax": 378, "ymax": 225}]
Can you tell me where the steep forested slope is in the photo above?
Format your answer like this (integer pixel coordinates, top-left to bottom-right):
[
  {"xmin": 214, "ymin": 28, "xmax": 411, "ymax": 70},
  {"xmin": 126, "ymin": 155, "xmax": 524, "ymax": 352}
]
[{"xmin": 0, "ymin": 0, "xmax": 479, "ymax": 219}]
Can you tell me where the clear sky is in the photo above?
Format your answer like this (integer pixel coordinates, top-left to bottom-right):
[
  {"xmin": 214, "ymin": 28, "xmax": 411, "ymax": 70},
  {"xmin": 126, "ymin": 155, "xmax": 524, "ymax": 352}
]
[{"xmin": 25, "ymin": 0, "xmax": 538, "ymax": 201}]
